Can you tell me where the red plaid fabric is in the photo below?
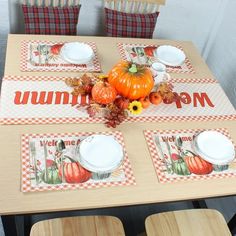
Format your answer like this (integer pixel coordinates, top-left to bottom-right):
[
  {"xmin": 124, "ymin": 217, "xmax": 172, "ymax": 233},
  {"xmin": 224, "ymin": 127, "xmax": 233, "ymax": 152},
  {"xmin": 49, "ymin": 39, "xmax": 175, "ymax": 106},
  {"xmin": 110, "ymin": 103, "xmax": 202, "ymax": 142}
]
[
  {"xmin": 105, "ymin": 8, "xmax": 159, "ymax": 38},
  {"xmin": 22, "ymin": 4, "xmax": 81, "ymax": 35}
]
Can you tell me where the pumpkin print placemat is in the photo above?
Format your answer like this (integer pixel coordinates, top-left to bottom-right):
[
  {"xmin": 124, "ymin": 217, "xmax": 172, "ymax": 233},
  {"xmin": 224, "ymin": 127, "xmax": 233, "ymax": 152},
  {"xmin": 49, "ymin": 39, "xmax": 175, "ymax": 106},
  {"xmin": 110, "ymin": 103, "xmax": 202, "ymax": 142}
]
[
  {"xmin": 144, "ymin": 128, "xmax": 236, "ymax": 184},
  {"xmin": 1, "ymin": 76, "xmax": 236, "ymax": 125},
  {"xmin": 117, "ymin": 43, "xmax": 195, "ymax": 74},
  {"xmin": 20, "ymin": 40, "xmax": 101, "ymax": 72},
  {"xmin": 21, "ymin": 131, "xmax": 136, "ymax": 192}
]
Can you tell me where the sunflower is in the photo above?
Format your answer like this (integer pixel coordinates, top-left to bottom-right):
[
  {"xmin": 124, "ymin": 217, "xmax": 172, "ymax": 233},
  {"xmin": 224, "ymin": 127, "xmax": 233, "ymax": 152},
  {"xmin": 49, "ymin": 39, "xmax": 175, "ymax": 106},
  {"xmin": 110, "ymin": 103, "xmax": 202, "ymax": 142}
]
[
  {"xmin": 98, "ymin": 74, "xmax": 108, "ymax": 80},
  {"xmin": 128, "ymin": 101, "xmax": 143, "ymax": 115}
]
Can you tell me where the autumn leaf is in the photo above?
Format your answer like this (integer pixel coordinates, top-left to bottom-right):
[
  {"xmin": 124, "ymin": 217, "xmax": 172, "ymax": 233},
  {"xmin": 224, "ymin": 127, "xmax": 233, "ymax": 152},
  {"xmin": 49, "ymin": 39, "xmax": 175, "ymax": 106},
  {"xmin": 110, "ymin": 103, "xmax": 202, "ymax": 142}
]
[
  {"xmin": 81, "ymin": 73, "xmax": 92, "ymax": 85},
  {"xmin": 65, "ymin": 78, "xmax": 81, "ymax": 87},
  {"xmin": 86, "ymin": 104, "xmax": 102, "ymax": 117}
]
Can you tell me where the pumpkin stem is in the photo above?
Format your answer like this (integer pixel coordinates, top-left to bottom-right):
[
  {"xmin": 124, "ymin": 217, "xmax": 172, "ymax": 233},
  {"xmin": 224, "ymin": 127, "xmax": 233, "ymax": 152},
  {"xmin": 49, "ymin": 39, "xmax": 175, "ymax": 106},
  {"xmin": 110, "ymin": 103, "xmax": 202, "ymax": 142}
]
[
  {"xmin": 64, "ymin": 155, "xmax": 76, "ymax": 163},
  {"xmin": 185, "ymin": 150, "xmax": 196, "ymax": 156},
  {"xmin": 128, "ymin": 64, "xmax": 138, "ymax": 73}
]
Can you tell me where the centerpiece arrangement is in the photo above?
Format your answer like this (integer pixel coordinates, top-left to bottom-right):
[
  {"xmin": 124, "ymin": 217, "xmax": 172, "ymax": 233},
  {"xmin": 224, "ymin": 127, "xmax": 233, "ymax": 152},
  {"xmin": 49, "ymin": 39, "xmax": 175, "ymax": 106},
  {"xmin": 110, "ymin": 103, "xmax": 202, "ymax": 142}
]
[{"xmin": 65, "ymin": 61, "xmax": 180, "ymax": 127}]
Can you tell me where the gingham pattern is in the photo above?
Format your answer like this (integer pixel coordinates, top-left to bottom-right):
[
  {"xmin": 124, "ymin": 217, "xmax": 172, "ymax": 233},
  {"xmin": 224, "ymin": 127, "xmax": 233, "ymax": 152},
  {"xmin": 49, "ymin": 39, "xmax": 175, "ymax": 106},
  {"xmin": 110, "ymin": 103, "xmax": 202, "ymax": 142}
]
[
  {"xmin": 117, "ymin": 43, "xmax": 195, "ymax": 74},
  {"xmin": 105, "ymin": 8, "xmax": 159, "ymax": 38},
  {"xmin": 144, "ymin": 128, "xmax": 236, "ymax": 184},
  {"xmin": 22, "ymin": 4, "xmax": 81, "ymax": 35},
  {"xmin": 3, "ymin": 75, "xmax": 77, "ymax": 81},
  {"xmin": 2, "ymin": 75, "xmax": 216, "ymax": 83},
  {"xmin": 20, "ymin": 40, "xmax": 101, "ymax": 72},
  {"xmin": 21, "ymin": 131, "xmax": 136, "ymax": 192},
  {"xmin": 1, "ymin": 75, "xmax": 236, "ymax": 125},
  {"xmin": 170, "ymin": 77, "xmax": 216, "ymax": 83}
]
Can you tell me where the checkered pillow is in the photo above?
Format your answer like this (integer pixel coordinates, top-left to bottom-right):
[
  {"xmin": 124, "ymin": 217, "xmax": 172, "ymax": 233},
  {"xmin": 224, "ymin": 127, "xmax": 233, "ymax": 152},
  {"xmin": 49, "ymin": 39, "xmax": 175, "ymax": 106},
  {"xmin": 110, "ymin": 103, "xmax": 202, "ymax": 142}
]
[
  {"xmin": 22, "ymin": 4, "xmax": 81, "ymax": 35},
  {"xmin": 105, "ymin": 8, "xmax": 159, "ymax": 38}
]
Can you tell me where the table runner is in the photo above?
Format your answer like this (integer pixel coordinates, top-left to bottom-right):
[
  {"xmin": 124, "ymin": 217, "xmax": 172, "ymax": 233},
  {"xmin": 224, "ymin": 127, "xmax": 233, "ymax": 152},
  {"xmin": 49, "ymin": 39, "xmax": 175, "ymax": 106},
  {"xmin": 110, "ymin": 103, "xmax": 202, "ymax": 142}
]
[
  {"xmin": 117, "ymin": 43, "xmax": 195, "ymax": 74},
  {"xmin": 21, "ymin": 131, "xmax": 135, "ymax": 192},
  {"xmin": 1, "ymin": 76, "xmax": 235, "ymax": 125},
  {"xmin": 144, "ymin": 128, "xmax": 236, "ymax": 183},
  {"xmin": 20, "ymin": 40, "xmax": 101, "ymax": 72}
]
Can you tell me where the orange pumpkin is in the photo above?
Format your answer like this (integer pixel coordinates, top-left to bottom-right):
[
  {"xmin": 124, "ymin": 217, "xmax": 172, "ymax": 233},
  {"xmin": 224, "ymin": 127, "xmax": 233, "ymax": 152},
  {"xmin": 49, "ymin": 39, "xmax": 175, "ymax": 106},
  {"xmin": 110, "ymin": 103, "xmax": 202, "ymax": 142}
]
[
  {"xmin": 184, "ymin": 155, "xmax": 213, "ymax": 175},
  {"xmin": 59, "ymin": 162, "xmax": 91, "ymax": 183},
  {"xmin": 91, "ymin": 81, "xmax": 117, "ymax": 105},
  {"xmin": 108, "ymin": 61, "xmax": 154, "ymax": 100}
]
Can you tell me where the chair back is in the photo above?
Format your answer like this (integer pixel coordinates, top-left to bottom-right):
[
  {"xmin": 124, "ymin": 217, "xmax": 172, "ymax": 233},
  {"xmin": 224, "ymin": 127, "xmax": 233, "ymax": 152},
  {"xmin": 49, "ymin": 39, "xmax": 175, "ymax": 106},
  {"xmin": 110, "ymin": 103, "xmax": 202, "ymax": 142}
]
[
  {"xmin": 104, "ymin": 0, "xmax": 165, "ymax": 13},
  {"xmin": 145, "ymin": 209, "xmax": 231, "ymax": 236},
  {"xmin": 30, "ymin": 216, "xmax": 125, "ymax": 236},
  {"xmin": 21, "ymin": 0, "xmax": 80, "ymax": 7}
]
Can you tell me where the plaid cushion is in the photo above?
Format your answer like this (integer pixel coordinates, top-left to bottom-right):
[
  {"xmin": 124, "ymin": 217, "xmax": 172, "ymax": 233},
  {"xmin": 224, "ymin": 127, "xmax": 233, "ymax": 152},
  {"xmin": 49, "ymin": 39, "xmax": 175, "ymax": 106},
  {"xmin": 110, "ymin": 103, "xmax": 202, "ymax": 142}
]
[
  {"xmin": 105, "ymin": 8, "xmax": 159, "ymax": 38},
  {"xmin": 22, "ymin": 4, "xmax": 81, "ymax": 35}
]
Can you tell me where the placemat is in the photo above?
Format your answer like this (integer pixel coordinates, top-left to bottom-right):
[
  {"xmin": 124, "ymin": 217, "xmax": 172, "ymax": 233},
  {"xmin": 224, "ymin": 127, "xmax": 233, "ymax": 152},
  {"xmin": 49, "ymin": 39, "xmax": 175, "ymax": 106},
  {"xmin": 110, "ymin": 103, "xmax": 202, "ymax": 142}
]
[
  {"xmin": 21, "ymin": 131, "xmax": 135, "ymax": 192},
  {"xmin": 117, "ymin": 43, "xmax": 195, "ymax": 74},
  {"xmin": 1, "ymin": 76, "xmax": 235, "ymax": 125},
  {"xmin": 144, "ymin": 128, "xmax": 236, "ymax": 183},
  {"xmin": 20, "ymin": 40, "xmax": 101, "ymax": 72}
]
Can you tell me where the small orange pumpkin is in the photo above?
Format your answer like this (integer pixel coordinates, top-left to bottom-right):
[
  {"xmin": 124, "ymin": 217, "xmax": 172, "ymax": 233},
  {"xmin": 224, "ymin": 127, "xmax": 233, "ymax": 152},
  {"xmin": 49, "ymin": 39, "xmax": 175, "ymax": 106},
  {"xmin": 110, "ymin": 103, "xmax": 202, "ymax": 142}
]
[
  {"xmin": 59, "ymin": 162, "xmax": 91, "ymax": 183},
  {"xmin": 184, "ymin": 155, "xmax": 213, "ymax": 175},
  {"xmin": 108, "ymin": 61, "xmax": 154, "ymax": 100},
  {"xmin": 92, "ymin": 81, "xmax": 117, "ymax": 105}
]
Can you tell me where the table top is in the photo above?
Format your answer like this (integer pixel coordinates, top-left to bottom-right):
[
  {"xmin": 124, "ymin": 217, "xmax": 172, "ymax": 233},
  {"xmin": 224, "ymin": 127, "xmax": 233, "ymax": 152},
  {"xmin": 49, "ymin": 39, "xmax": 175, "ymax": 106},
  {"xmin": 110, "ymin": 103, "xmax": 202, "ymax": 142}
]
[{"xmin": 0, "ymin": 34, "xmax": 235, "ymax": 215}]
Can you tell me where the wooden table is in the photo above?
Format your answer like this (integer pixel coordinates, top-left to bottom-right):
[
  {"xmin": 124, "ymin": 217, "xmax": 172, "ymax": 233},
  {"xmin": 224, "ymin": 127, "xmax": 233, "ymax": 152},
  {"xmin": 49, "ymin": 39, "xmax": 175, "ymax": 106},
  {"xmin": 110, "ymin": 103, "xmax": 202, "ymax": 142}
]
[{"xmin": 1, "ymin": 34, "xmax": 236, "ymax": 234}]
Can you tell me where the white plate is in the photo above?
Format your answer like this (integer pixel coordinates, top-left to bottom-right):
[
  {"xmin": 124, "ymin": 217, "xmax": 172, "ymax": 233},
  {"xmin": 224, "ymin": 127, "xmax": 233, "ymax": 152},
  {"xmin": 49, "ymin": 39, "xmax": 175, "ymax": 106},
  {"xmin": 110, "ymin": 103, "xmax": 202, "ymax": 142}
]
[
  {"xmin": 155, "ymin": 45, "xmax": 186, "ymax": 66},
  {"xmin": 77, "ymin": 135, "xmax": 124, "ymax": 173},
  {"xmin": 60, "ymin": 42, "xmax": 94, "ymax": 64},
  {"xmin": 193, "ymin": 131, "xmax": 235, "ymax": 165}
]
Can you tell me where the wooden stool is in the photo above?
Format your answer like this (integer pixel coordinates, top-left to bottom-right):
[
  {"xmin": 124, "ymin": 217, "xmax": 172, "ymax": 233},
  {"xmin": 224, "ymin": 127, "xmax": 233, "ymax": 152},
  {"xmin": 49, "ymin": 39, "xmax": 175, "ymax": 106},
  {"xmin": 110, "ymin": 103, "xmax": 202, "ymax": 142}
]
[
  {"xmin": 145, "ymin": 209, "xmax": 231, "ymax": 236},
  {"xmin": 30, "ymin": 215, "xmax": 125, "ymax": 236}
]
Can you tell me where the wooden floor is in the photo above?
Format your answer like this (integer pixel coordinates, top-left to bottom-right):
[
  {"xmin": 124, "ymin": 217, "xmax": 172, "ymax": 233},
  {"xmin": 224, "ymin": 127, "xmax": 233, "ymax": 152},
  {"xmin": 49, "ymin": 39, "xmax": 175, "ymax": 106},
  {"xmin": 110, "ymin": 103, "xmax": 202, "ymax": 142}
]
[{"xmin": 1, "ymin": 196, "xmax": 236, "ymax": 236}]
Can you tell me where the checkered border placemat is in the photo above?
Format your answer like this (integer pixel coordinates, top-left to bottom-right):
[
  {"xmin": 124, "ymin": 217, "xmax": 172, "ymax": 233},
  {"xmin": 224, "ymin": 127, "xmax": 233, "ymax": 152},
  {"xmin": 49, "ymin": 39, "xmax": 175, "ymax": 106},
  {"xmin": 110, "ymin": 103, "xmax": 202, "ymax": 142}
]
[
  {"xmin": 21, "ymin": 131, "xmax": 136, "ymax": 192},
  {"xmin": 117, "ymin": 43, "xmax": 195, "ymax": 74},
  {"xmin": 144, "ymin": 128, "xmax": 236, "ymax": 183},
  {"xmin": 20, "ymin": 40, "xmax": 102, "ymax": 72}
]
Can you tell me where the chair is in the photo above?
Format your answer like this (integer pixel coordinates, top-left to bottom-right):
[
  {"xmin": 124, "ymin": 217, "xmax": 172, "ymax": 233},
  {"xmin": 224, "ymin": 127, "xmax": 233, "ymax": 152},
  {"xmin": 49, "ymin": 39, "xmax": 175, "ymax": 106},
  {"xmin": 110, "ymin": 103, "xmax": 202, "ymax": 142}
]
[
  {"xmin": 30, "ymin": 215, "xmax": 126, "ymax": 236},
  {"xmin": 21, "ymin": 0, "xmax": 81, "ymax": 35},
  {"xmin": 145, "ymin": 209, "xmax": 231, "ymax": 236},
  {"xmin": 104, "ymin": 0, "xmax": 165, "ymax": 38}
]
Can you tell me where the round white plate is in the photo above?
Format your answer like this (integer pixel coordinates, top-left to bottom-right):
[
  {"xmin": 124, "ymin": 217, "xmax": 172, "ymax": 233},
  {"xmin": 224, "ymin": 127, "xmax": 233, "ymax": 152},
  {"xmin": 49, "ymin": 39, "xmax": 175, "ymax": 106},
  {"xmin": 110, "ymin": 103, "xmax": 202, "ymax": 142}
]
[
  {"xmin": 193, "ymin": 131, "xmax": 235, "ymax": 165},
  {"xmin": 77, "ymin": 135, "xmax": 124, "ymax": 173},
  {"xmin": 155, "ymin": 45, "xmax": 186, "ymax": 66},
  {"xmin": 60, "ymin": 42, "xmax": 94, "ymax": 64}
]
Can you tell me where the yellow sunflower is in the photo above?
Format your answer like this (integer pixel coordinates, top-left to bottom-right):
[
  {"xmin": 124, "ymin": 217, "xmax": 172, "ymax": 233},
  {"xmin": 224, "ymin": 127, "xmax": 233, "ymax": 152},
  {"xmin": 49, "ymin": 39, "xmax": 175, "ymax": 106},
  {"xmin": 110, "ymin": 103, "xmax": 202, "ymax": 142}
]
[
  {"xmin": 98, "ymin": 74, "xmax": 108, "ymax": 80},
  {"xmin": 128, "ymin": 101, "xmax": 143, "ymax": 115}
]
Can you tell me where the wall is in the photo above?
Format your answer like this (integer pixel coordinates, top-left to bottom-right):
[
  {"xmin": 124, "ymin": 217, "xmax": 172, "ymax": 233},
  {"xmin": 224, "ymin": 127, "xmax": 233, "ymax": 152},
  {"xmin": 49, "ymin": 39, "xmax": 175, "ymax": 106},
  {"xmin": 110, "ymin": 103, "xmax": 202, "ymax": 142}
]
[
  {"xmin": 206, "ymin": 0, "xmax": 236, "ymax": 108},
  {"xmin": 0, "ymin": 0, "xmax": 9, "ymax": 78}
]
